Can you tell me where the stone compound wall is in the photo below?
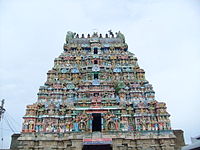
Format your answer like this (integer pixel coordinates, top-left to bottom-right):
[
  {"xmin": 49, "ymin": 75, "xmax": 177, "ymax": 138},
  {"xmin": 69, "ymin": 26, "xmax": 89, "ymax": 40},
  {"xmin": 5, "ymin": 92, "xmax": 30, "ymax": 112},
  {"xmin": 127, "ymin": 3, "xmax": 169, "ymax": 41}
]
[
  {"xmin": 14, "ymin": 131, "xmax": 183, "ymax": 150},
  {"xmin": 173, "ymin": 130, "xmax": 185, "ymax": 150}
]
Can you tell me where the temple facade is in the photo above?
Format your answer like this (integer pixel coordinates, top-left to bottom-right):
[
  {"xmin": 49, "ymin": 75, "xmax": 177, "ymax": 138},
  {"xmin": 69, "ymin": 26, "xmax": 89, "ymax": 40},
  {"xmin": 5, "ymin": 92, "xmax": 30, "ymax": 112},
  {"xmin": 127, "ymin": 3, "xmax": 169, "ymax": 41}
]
[{"xmin": 17, "ymin": 31, "xmax": 179, "ymax": 150}]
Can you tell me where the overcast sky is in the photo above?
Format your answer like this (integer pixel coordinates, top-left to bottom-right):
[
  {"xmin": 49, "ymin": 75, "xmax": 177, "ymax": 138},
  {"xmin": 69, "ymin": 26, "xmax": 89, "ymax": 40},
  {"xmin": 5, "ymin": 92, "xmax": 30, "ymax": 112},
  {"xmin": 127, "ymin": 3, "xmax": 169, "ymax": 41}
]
[{"xmin": 0, "ymin": 0, "xmax": 200, "ymax": 148}]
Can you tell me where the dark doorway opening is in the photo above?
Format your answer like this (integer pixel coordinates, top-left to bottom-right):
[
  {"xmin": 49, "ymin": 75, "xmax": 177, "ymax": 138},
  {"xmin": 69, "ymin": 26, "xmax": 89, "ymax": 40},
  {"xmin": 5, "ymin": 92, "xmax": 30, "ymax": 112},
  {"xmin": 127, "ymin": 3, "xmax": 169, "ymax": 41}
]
[
  {"xmin": 82, "ymin": 145, "xmax": 112, "ymax": 150},
  {"xmin": 94, "ymin": 60, "xmax": 98, "ymax": 64},
  {"xmin": 94, "ymin": 74, "xmax": 98, "ymax": 79},
  {"xmin": 92, "ymin": 113, "xmax": 101, "ymax": 132},
  {"xmin": 93, "ymin": 93, "xmax": 99, "ymax": 97},
  {"xmin": 94, "ymin": 48, "xmax": 98, "ymax": 54}
]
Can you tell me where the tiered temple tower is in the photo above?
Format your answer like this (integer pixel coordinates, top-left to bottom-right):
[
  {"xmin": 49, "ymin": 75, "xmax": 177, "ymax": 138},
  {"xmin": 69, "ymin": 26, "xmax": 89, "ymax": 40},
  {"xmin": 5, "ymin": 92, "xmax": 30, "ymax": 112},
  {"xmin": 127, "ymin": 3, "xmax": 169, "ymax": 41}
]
[{"xmin": 17, "ymin": 31, "xmax": 177, "ymax": 150}]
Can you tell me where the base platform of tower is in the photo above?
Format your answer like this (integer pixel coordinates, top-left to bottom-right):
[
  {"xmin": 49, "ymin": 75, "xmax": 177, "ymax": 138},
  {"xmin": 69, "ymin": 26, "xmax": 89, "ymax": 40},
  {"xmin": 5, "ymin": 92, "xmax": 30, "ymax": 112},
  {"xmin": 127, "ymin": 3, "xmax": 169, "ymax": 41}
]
[
  {"xmin": 13, "ymin": 130, "xmax": 185, "ymax": 150},
  {"xmin": 14, "ymin": 31, "xmax": 185, "ymax": 150}
]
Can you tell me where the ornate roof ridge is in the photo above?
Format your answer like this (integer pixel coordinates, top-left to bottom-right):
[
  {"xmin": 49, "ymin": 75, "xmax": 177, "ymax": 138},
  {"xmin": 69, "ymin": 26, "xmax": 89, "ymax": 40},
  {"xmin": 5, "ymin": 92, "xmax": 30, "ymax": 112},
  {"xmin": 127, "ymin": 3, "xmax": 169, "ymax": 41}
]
[{"xmin": 65, "ymin": 30, "xmax": 126, "ymax": 45}]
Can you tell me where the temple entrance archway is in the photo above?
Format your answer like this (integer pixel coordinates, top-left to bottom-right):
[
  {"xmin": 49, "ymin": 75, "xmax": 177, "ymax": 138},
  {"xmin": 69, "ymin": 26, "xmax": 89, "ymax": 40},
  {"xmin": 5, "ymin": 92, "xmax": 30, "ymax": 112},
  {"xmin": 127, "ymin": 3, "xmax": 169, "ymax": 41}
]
[
  {"xmin": 92, "ymin": 113, "xmax": 101, "ymax": 132},
  {"xmin": 82, "ymin": 145, "xmax": 112, "ymax": 150}
]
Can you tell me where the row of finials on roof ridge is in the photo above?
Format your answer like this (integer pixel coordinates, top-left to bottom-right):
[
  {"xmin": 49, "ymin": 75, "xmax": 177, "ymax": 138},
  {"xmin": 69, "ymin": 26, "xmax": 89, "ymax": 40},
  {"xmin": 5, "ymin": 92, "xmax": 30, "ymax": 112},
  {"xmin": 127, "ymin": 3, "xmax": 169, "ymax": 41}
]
[
  {"xmin": 65, "ymin": 30, "xmax": 126, "ymax": 44},
  {"xmin": 66, "ymin": 30, "xmax": 124, "ymax": 38}
]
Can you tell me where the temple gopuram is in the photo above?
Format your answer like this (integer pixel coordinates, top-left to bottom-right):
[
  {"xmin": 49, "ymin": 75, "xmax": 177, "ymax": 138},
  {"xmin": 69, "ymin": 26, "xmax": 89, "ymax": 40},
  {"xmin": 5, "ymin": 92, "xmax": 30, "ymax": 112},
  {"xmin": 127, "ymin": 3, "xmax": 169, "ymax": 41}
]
[{"xmin": 15, "ymin": 31, "xmax": 185, "ymax": 150}]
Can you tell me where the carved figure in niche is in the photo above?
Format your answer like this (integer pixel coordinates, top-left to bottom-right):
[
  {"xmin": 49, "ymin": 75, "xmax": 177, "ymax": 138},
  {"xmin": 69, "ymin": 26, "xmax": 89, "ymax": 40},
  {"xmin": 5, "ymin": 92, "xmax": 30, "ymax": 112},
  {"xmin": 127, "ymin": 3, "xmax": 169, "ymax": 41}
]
[
  {"xmin": 62, "ymin": 123, "xmax": 67, "ymax": 132},
  {"xmin": 79, "ymin": 112, "xmax": 89, "ymax": 131},
  {"xmin": 136, "ymin": 124, "xmax": 142, "ymax": 131},
  {"xmin": 154, "ymin": 123, "xmax": 158, "ymax": 131},
  {"xmin": 22, "ymin": 120, "xmax": 29, "ymax": 131},
  {"xmin": 120, "ymin": 117, "xmax": 129, "ymax": 131},
  {"xmin": 115, "ymin": 119, "xmax": 120, "ymax": 130},
  {"xmin": 35, "ymin": 119, "xmax": 43, "ymax": 132},
  {"xmin": 128, "ymin": 118, "xmax": 134, "ymax": 131},
  {"xmin": 150, "ymin": 118, "xmax": 156, "ymax": 131},
  {"xmin": 57, "ymin": 125, "xmax": 62, "ymax": 133},
  {"xmin": 159, "ymin": 122, "xmax": 164, "ymax": 130},
  {"xmin": 46, "ymin": 124, "xmax": 51, "ymax": 132},
  {"xmin": 79, "ymin": 120, "xmax": 87, "ymax": 131},
  {"xmin": 142, "ymin": 117, "xmax": 150, "ymax": 130},
  {"xmin": 66, "ymin": 118, "xmax": 73, "ymax": 132},
  {"xmin": 128, "ymin": 122, "xmax": 135, "ymax": 131},
  {"xmin": 104, "ymin": 112, "xmax": 116, "ymax": 130},
  {"xmin": 29, "ymin": 120, "xmax": 35, "ymax": 131},
  {"xmin": 121, "ymin": 109, "xmax": 127, "ymax": 115},
  {"xmin": 127, "ymin": 105, "xmax": 133, "ymax": 114},
  {"xmin": 35, "ymin": 124, "xmax": 43, "ymax": 132},
  {"xmin": 149, "ymin": 107, "xmax": 154, "ymax": 114},
  {"xmin": 107, "ymin": 120, "xmax": 115, "ymax": 130},
  {"xmin": 119, "ymin": 93, "xmax": 126, "ymax": 104},
  {"xmin": 73, "ymin": 117, "xmax": 79, "ymax": 132}
]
